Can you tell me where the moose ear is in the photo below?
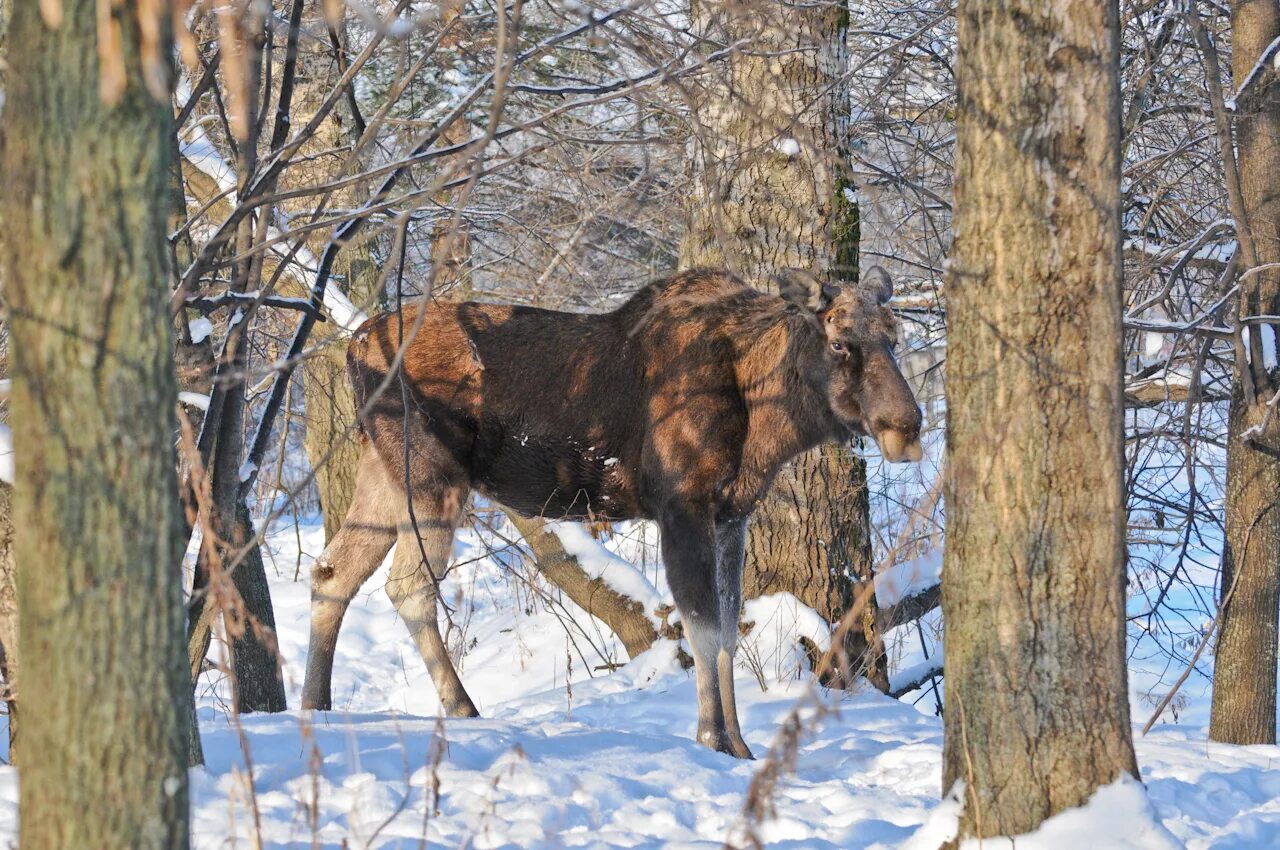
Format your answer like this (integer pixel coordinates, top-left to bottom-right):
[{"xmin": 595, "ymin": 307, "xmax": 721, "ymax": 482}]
[
  {"xmin": 863, "ymin": 265, "xmax": 893, "ymax": 305},
  {"xmin": 775, "ymin": 268, "xmax": 842, "ymax": 312}
]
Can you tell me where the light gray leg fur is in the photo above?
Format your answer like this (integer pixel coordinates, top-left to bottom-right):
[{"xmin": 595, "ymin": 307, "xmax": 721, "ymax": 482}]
[
  {"xmin": 303, "ymin": 449, "xmax": 398, "ymax": 710},
  {"xmin": 714, "ymin": 517, "xmax": 751, "ymax": 759},
  {"xmin": 385, "ymin": 487, "xmax": 480, "ymax": 718}
]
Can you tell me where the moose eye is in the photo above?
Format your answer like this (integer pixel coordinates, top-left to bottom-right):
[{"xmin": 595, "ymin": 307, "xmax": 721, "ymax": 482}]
[{"xmin": 830, "ymin": 341, "xmax": 846, "ymax": 354}]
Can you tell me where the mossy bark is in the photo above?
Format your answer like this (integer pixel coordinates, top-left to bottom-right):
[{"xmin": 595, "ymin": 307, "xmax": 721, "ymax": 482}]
[{"xmin": 1, "ymin": 1, "xmax": 191, "ymax": 845}]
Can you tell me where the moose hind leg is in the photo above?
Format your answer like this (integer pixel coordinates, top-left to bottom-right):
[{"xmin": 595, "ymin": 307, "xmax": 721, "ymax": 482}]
[
  {"xmin": 714, "ymin": 516, "xmax": 752, "ymax": 759},
  {"xmin": 386, "ymin": 487, "xmax": 480, "ymax": 718},
  {"xmin": 303, "ymin": 449, "xmax": 398, "ymax": 710}
]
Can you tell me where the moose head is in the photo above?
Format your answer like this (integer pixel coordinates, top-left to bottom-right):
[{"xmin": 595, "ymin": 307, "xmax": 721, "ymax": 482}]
[{"xmin": 778, "ymin": 266, "xmax": 924, "ymax": 463}]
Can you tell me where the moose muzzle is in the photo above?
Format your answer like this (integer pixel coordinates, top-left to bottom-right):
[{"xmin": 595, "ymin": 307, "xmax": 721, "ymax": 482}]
[{"xmin": 876, "ymin": 428, "xmax": 924, "ymax": 464}]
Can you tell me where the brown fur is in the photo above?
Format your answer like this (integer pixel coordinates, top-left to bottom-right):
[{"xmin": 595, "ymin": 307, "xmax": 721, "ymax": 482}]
[{"xmin": 302, "ymin": 268, "xmax": 922, "ymax": 758}]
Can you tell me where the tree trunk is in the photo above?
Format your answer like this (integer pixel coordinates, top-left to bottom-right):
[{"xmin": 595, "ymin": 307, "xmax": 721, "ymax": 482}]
[
  {"xmin": 0, "ymin": 482, "xmax": 16, "ymax": 760},
  {"xmin": 680, "ymin": 0, "xmax": 885, "ymax": 688},
  {"xmin": 0, "ymin": 331, "xmax": 17, "ymax": 760},
  {"xmin": 943, "ymin": 0, "xmax": 1137, "ymax": 839},
  {"xmin": 176, "ymin": 5, "xmax": 286, "ymax": 718},
  {"xmin": 1, "ymin": 1, "xmax": 191, "ymax": 844},
  {"xmin": 226, "ymin": 503, "xmax": 288, "ymax": 712},
  {"xmin": 1210, "ymin": 0, "xmax": 1280, "ymax": 746},
  {"xmin": 290, "ymin": 12, "xmax": 380, "ymax": 542}
]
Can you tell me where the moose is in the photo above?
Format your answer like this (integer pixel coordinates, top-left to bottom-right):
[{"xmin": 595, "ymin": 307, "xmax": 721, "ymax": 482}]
[{"xmin": 302, "ymin": 266, "xmax": 923, "ymax": 759}]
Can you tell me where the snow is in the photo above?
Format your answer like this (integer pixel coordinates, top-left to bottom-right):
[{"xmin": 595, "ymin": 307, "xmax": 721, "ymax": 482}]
[
  {"xmin": 187, "ymin": 317, "xmax": 214, "ymax": 344},
  {"xmin": 178, "ymin": 392, "xmax": 211, "ymax": 411},
  {"xmin": 909, "ymin": 777, "xmax": 1183, "ymax": 850},
  {"xmin": 741, "ymin": 593, "xmax": 834, "ymax": 679},
  {"xmin": 888, "ymin": 659, "xmax": 943, "ymax": 697},
  {"xmin": 0, "ymin": 425, "xmax": 11, "ymax": 486},
  {"xmin": 0, "ymin": 519, "xmax": 1277, "ymax": 847},
  {"xmin": 180, "ymin": 122, "xmax": 238, "ymax": 198},
  {"xmin": 776, "ymin": 137, "xmax": 801, "ymax": 157},
  {"xmin": 875, "ymin": 549, "xmax": 942, "ymax": 607}
]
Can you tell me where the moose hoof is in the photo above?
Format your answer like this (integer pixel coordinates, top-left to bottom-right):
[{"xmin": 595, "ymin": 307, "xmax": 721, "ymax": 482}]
[
  {"xmin": 445, "ymin": 699, "xmax": 482, "ymax": 719},
  {"xmin": 699, "ymin": 728, "xmax": 755, "ymax": 760}
]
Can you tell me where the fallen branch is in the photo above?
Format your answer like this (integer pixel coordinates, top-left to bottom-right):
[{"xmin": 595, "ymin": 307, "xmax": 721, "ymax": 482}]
[
  {"xmin": 888, "ymin": 661, "xmax": 944, "ymax": 699},
  {"xmin": 876, "ymin": 582, "xmax": 941, "ymax": 632}
]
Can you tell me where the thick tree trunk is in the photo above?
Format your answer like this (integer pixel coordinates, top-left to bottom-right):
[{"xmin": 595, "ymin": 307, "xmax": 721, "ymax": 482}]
[
  {"xmin": 1210, "ymin": 0, "xmax": 1280, "ymax": 746},
  {"xmin": 680, "ymin": 0, "xmax": 885, "ymax": 688},
  {"xmin": 1, "ymin": 1, "xmax": 191, "ymax": 845},
  {"xmin": 943, "ymin": 0, "xmax": 1138, "ymax": 840},
  {"xmin": 304, "ymin": 360, "xmax": 367, "ymax": 541}
]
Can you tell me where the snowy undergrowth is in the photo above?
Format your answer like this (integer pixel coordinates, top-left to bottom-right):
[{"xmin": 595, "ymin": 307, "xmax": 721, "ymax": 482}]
[{"xmin": 0, "ymin": 518, "xmax": 1277, "ymax": 848}]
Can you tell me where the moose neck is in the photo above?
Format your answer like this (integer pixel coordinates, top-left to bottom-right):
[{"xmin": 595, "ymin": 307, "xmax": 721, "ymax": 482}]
[{"xmin": 736, "ymin": 309, "xmax": 844, "ymax": 470}]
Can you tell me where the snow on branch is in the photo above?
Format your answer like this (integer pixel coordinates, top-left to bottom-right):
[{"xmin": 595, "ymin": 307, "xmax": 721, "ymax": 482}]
[
  {"xmin": 1231, "ymin": 34, "xmax": 1280, "ymax": 115},
  {"xmin": 177, "ymin": 122, "xmax": 369, "ymax": 336},
  {"xmin": 543, "ymin": 522, "xmax": 668, "ymax": 628},
  {"xmin": 888, "ymin": 660, "xmax": 943, "ymax": 699}
]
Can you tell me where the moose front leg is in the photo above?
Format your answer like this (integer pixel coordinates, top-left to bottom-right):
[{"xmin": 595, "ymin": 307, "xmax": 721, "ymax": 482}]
[
  {"xmin": 661, "ymin": 504, "xmax": 753, "ymax": 759},
  {"xmin": 714, "ymin": 516, "xmax": 751, "ymax": 759}
]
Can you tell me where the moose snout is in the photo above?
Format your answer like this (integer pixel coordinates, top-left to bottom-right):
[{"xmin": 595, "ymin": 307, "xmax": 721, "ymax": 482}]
[
  {"xmin": 875, "ymin": 428, "xmax": 923, "ymax": 463},
  {"xmin": 871, "ymin": 410, "xmax": 924, "ymax": 464}
]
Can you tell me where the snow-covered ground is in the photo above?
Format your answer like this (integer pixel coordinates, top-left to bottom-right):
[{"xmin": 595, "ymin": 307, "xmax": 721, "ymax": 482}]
[{"xmin": 0, "ymin": 517, "xmax": 1278, "ymax": 848}]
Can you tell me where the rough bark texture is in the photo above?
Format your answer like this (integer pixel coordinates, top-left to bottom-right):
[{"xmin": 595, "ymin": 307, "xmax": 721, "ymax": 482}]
[
  {"xmin": 305, "ymin": 358, "xmax": 367, "ymax": 541},
  {"xmin": 943, "ymin": 0, "xmax": 1138, "ymax": 839},
  {"xmin": 1210, "ymin": 0, "xmax": 1280, "ymax": 746},
  {"xmin": 228, "ymin": 504, "xmax": 289, "ymax": 712},
  {"xmin": 680, "ymin": 0, "xmax": 884, "ymax": 687},
  {"xmin": 0, "ymin": 483, "xmax": 15, "ymax": 760},
  {"xmin": 0, "ymin": 334, "xmax": 17, "ymax": 760},
  {"xmin": 1, "ymin": 1, "xmax": 191, "ymax": 844}
]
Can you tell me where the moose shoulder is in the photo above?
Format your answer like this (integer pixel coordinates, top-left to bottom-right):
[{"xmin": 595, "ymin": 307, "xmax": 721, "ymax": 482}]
[{"xmin": 302, "ymin": 267, "xmax": 923, "ymax": 759}]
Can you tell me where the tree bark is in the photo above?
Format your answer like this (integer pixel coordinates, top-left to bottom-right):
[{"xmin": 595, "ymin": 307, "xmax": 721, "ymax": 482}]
[
  {"xmin": 176, "ymin": 5, "xmax": 286, "ymax": 718},
  {"xmin": 0, "ymin": 482, "xmax": 16, "ymax": 760},
  {"xmin": 1, "ymin": 1, "xmax": 191, "ymax": 844},
  {"xmin": 680, "ymin": 0, "xmax": 886, "ymax": 688},
  {"xmin": 290, "ymin": 11, "xmax": 380, "ymax": 542},
  {"xmin": 1210, "ymin": 0, "xmax": 1280, "ymax": 746},
  {"xmin": 943, "ymin": 0, "xmax": 1138, "ymax": 840}
]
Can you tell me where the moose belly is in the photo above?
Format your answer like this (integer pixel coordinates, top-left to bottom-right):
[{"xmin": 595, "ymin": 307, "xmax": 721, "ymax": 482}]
[{"xmin": 471, "ymin": 430, "xmax": 640, "ymax": 522}]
